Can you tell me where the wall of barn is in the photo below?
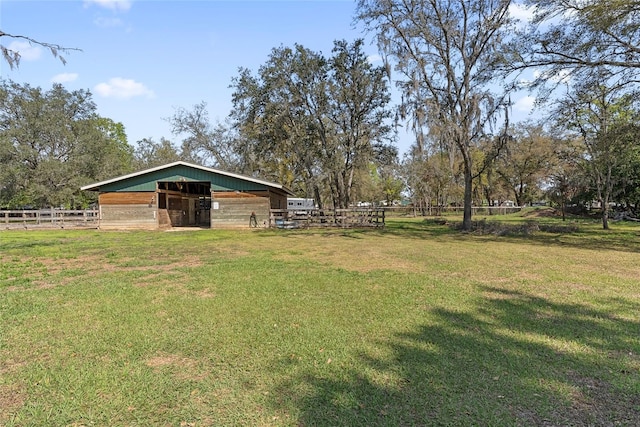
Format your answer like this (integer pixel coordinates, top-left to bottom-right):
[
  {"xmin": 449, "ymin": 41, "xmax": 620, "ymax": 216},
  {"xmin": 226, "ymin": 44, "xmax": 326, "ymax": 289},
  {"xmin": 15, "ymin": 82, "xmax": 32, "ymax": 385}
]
[
  {"xmin": 97, "ymin": 189, "xmax": 285, "ymax": 230},
  {"xmin": 234, "ymin": 189, "xmax": 287, "ymax": 209},
  {"xmin": 211, "ymin": 192, "xmax": 270, "ymax": 228},
  {"xmin": 98, "ymin": 192, "xmax": 157, "ymax": 230},
  {"xmin": 268, "ymin": 191, "xmax": 287, "ymax": 210}
]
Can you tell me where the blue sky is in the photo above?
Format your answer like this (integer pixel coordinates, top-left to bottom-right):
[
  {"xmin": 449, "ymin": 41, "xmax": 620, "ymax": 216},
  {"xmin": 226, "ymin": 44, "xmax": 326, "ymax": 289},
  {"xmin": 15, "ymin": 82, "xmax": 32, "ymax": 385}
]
[{"xmin": 1, "ymin": 0, "xmax": 537, "ymax": 157}]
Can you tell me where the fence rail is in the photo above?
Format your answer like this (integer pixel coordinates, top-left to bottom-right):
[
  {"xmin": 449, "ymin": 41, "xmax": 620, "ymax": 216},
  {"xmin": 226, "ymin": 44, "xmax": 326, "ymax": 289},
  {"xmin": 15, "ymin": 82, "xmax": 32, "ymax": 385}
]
[
  {"xmin": 383, "ymin": 206, "xmax": 524, "ymax": 216},
  {"xmin": 1, "ymin": 209, "xmax": 99, "ymax": 229},
  {"xmin": 270, "ymin": 208, "xmax": 385, "ymax": 229}
]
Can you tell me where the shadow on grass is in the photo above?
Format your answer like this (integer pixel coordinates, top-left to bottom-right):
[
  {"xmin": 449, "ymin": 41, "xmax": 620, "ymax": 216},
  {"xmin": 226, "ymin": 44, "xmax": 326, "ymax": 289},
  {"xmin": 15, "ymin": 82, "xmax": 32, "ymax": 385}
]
[
  {"xmin": 269, "ymin": 288, "xmax": 640, "ymax": 426},
  {"xmin": 369, "ymin": 218, "xmax": 640, "ymax": 254}
]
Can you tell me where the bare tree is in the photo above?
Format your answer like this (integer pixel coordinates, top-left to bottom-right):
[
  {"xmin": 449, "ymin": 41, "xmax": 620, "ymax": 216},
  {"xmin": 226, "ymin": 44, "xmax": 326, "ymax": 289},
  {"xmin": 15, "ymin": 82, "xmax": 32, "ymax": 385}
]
[
  {"xmin": 357, "ymin": 0, "xmax": 515, "ymax": 230},
  {"xmin": 167, "ymin": 102, "xmax": 241, "ymax": 171}
]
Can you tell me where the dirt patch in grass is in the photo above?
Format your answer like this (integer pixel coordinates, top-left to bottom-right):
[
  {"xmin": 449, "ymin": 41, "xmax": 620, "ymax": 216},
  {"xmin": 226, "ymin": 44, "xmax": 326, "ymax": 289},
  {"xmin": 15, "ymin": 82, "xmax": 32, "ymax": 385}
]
[
  {"xmin": 37, "ymin": 254, "xmax": 203, "ymax": 274},
  {"xmin": 6, "ymin": 254, "xmax": 206, "ymax": 290},
  {"xmin": 0, "ymin": 383, "xmax": 26, "ymax": 424},
  {"xmin": 0, "ymin": 357, "xmax": 27, "ymax": 375},
  {"xmin": 556, "ymin": 372, "xmax": 640, "ymax": 426},
  {"xmin": 192, "ymin": 289, "xmax": 216, "ymax": 298},
  {"xmin": 144, "ymin": 353, "xmax": 208, "ymax": 381},
  {"xmin": 522, "ymin": 207, "xmax": 560, "ymax": 218}
]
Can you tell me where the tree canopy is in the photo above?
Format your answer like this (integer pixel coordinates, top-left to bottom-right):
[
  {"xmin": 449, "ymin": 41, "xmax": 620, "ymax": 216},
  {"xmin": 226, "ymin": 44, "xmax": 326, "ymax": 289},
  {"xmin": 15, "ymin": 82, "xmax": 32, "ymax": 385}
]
[
  {"xmin": 230, "ymin": 39, "xmax": 395, "ymax": 209},
  {"xmin": 0, "ymin": 80, "xmax": 133, "ymax": 208}
]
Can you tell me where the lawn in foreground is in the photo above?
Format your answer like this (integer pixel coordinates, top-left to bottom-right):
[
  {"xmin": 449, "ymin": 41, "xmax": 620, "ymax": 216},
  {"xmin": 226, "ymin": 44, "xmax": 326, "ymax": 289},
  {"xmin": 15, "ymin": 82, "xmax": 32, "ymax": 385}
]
[{"xmin": 1, "ymin": 216, "xmax": 639, "ymax": 426}]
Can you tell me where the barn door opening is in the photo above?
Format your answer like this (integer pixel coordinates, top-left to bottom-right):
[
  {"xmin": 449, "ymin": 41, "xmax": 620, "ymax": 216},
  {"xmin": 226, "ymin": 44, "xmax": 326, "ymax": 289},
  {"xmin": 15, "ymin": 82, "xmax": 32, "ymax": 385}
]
[{"xmin": 156, "ymin": 181, "xmax": 211, "ymax": 228}]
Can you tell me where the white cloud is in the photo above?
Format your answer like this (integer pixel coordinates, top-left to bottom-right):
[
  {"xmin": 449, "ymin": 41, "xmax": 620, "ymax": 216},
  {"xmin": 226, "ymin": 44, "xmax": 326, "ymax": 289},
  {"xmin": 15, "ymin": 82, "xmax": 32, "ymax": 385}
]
[
  {"xmin": 509, "ymin": 2, "xmax": 534, "ymax": 23},
  {"xmin": 94, "ymin": 77, "xmax": 155, "ymax": 99},
  {"xmin": 533, "ymin": 68, "xmax": 571, "ymax": 84},
  {"xmin": 51, "ymin": 73, "xmax": 79, "ymax": 83},
  {"xmin": 84, "ymin": 0, "xmax": 132, "ymax": 12},
  {"xmin": 8, "ymin": 41, "xmax": 42, "ymax": 61},
  {"xmin": 367, "ymin": 54, "xmax": 383, "ymax": 64},
  {"xmin": 514, "ymin": 95, "xmax": 536, "ymax": 112},
  {"xmin": 509, "ymin": 3, "xmax": 534, "ymax": 20}
]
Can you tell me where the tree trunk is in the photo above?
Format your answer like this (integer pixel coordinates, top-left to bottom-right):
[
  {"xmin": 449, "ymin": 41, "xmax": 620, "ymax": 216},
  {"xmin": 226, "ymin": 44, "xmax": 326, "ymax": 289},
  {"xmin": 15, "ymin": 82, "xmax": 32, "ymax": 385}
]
[
  {"xmin": 345, "ymin": 166, "xmax": 355, "ymax": 209},
  {"xmin": 515, "ymin": 182, "xmax": 524, "ymax": 207},
  {"xmin": 313, "ymin": 185, "xmax": 323, "ymax": 210},
  {"xmin": 602, "ymin": 206, "xmax": 609, "ymax": 230},
  {"xmin": 462, "ymin": 163, "xmax": 473, "ymax": 230},
  {"xmin": 602, "ymin": 165, "xmax": 613, "ymax": 230}
]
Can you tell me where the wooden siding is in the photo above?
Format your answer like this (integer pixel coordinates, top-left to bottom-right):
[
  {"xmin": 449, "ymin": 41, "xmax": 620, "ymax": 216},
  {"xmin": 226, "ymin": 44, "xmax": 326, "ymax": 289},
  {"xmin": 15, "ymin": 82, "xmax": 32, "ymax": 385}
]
[
  {"xmin": 270, "ymin": 192, "xmax": 287, "ymax": 210},
  {"xmin": 99, "ymin": 192, "xmax": 156, "ymax": 205},
  {"xmin": 168, "ymin": 209, "xmax": 184, "ymax": 226},
  {"xmin": 158, "ymin": 209, "xmax": 171, "ymax": 228},
  {"xmin": 99, "ymin": 204, "xmax": 157, "ymax": 230},
  {"xmin": 212, "ymin": 191, "xmax": 258, "ymax": 198},
  {"xmin": 212, "ymin": 190, "xmax": 285, "ymax": 209},
  {"xmin": 211, "ymin": 196, "xmax": 270, "ymax": 228}
]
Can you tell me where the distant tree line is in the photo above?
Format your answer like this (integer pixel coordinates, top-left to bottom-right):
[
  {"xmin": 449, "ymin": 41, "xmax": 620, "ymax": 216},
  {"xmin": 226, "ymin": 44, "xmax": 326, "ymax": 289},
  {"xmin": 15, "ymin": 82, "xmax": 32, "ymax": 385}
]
[{"xmin": 2, "ymin": 0, "xmax": 640, "ymax": 229}]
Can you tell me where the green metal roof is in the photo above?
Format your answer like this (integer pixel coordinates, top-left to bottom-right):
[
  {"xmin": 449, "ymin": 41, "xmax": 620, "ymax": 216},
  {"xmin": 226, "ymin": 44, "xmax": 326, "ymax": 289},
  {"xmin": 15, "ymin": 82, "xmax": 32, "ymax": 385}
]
[{"xmin": 81, "ymin": 161, "xmax": 294, "ymax": 195}]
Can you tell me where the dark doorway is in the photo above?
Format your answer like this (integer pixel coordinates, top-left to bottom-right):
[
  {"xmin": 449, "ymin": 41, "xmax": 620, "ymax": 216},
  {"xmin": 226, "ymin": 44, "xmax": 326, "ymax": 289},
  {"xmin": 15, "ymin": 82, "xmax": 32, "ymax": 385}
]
[{"xmin": 156, "ymin": 181, "xmax": 211, "ymax": 227}]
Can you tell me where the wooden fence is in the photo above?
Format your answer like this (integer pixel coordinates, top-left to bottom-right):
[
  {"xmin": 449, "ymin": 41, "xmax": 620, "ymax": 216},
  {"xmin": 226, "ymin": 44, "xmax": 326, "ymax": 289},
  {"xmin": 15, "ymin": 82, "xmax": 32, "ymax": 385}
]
[
  {"xmin": 384, "ymin": 205, "xmax": 524, "ymax": 217},
  {"xmin": 270, "ymin": 208, "xmax": 385, "ymax": 229},
  {"xmin": 1, "ymin": 209, "xmax": 99, "ymax": 230}
]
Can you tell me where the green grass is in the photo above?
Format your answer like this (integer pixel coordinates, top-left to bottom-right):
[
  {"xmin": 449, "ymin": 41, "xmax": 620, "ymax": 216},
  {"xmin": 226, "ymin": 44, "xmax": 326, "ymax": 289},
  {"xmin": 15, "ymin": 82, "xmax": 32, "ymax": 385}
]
[{"xmin": 1, "ymin": 215, "xmax": 639, "ymax": 426}]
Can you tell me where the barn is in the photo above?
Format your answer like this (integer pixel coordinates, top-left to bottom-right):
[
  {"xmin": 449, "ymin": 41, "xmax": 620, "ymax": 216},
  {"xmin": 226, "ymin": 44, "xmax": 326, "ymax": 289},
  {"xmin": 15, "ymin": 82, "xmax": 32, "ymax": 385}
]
[{"xmin": 81, "ymin": 161, "xmax": 294, "ymax": 230}]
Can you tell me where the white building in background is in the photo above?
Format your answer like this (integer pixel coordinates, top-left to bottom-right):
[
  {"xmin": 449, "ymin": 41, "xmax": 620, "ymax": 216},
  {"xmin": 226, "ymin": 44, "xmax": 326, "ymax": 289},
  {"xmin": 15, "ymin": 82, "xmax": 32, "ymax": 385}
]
[{"xmin": 287, "ymin": 198, "xmax": 315, "ymax": 210}]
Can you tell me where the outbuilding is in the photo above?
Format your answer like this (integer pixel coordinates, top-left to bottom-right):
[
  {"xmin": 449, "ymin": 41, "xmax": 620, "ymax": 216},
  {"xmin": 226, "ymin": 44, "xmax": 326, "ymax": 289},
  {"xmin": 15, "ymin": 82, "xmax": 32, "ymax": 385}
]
[{"xmin": 81, "ymin": 161, "xmax": 294, "ymax": 230}]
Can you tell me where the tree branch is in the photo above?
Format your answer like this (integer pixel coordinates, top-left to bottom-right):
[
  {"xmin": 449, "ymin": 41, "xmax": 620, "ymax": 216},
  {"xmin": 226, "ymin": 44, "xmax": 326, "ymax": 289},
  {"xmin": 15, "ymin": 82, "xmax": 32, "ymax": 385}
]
[{"xmin": 0, "ymin": 30, "xmax": 81, "ymax": 69}]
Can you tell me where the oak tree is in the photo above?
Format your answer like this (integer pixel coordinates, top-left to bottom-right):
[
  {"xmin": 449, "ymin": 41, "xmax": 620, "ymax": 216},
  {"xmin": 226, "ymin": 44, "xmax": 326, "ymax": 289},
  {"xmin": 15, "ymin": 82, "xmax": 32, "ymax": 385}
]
[
  {"xmin": 553, "ymin": 77, "xmax": 640, "ymax": 229},
  {"xmin": 230, "ymin": 39, "xmax": 394, "ymax": 209},
  {"xmin": 494, "ymin": 123, "xmax": 555, "ymax": 206},
  {"xmin": 0, "ymin": 81, "xmax": 132, "ymax": 208}
]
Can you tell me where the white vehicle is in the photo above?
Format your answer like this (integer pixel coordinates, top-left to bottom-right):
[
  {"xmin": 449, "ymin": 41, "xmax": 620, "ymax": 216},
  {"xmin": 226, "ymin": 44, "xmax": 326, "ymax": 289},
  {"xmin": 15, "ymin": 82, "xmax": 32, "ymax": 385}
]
[{"xmin": 287, "ymin": 198, "xmax": 315, "ymax": 210}]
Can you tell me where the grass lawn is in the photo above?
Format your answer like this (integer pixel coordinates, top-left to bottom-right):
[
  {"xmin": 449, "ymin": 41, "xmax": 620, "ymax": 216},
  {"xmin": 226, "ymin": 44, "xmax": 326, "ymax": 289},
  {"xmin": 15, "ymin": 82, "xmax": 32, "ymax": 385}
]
[{"xmin": 1, "ymin": 212, "xmax": 639, "ymax": 426}]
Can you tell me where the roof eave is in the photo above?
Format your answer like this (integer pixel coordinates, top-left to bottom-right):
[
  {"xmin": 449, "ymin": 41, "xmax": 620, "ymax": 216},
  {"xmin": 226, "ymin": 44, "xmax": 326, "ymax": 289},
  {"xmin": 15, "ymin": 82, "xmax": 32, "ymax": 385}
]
[{"xmin": 80, "ymin": 161, "xmax": 293, "ymax": 193}]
